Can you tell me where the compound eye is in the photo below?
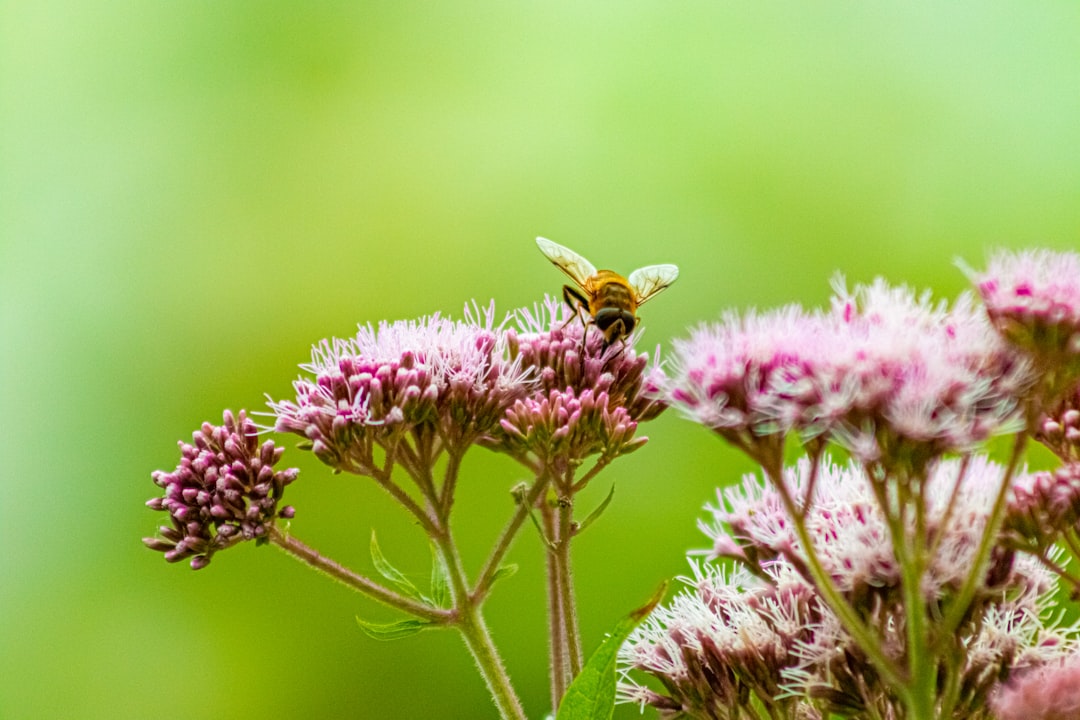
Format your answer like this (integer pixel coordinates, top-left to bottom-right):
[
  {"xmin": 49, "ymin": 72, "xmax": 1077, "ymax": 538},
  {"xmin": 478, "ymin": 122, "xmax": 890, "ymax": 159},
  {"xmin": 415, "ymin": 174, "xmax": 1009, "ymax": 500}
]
[
  {"xmin": 594, "ymin": 308, "xmax": 623, "ymax": 331},
  {"xmin": 594, "ymin": 309, "xmax": 636, "ymax": 342}
]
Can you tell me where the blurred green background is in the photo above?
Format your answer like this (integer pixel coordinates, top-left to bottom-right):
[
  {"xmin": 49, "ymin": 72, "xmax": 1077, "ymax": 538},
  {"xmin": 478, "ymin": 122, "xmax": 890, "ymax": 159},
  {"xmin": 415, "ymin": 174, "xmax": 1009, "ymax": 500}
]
[{"xmin": 3, "ymin": 2, "xmax": 1079, "ymax": 718}]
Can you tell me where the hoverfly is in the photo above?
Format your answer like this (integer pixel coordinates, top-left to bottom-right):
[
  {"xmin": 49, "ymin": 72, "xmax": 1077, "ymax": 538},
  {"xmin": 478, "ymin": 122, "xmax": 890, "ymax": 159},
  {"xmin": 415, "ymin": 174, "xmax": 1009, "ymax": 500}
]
[{"xmin": 535, "ymin": 236, "xmax": 679, "ymax": 346}]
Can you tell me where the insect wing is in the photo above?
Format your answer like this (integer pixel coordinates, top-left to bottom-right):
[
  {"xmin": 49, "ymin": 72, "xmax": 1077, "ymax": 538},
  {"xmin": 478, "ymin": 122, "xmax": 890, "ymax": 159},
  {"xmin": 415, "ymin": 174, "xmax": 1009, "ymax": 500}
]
[
  {"xmin": 536, "ymin": 237, "xmax": 598, "ymax": 289},
  {"xmin": 628, "ymin": 264, "xmax": 679, "ymax": 305}
]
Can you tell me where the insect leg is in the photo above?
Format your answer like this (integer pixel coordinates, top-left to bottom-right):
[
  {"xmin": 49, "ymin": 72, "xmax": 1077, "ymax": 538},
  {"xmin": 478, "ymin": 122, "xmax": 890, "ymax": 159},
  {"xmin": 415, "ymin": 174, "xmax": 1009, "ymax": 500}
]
[{"xmin": 560, "ymin": 285, "xmax": 591, "ymax": 329}]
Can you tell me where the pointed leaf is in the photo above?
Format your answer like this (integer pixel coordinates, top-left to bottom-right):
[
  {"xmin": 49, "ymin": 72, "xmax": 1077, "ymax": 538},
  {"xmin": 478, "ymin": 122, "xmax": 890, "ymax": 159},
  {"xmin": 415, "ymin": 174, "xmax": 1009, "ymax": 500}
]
[
  {"xmin": 356, "ymin": 617, "xmax": 434, "ymax": 641},
  {"xmin": 576, "ymin": 484, "xmax": 615, "ymax": 535},
  {"xmin": 370, "ymin": 530, "xmax": 424, "ymax": 601},
  {"xmin": 491, "ymin": 563, "xmax": 519, "ymax": 586},
  {"xmin": 429, "ymin": 543, "xmax": 450, "ymax": 608},
  {"xmin": 556, "ymin": 581, "xmax": 668, "ymax": 720}
]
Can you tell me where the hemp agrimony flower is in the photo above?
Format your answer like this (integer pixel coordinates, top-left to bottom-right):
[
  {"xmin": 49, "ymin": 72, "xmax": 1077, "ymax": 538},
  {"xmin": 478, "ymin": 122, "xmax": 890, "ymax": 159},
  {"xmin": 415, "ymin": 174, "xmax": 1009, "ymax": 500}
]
[
  {"xmin": 148, "ymin": 295, "xmax": 670, "ymax": 720},
  {"xmin": 491, "ymin": 297, "xmax": 664, "ymax": 468},
  {"xmin": 144, "ymin": 410, "xmax": 297, "ymax": 570},
  {"xmin": 974, "ymin": 249, "xmax": 1080, "ymax": 370},
  {"xmin": 270, "ymin": 301, "xmax": 531, "ymax": 471},
  {"xmin": 705, "ymin": 456, "xmax": 1036, "ymax": 599},
  {"xmin": 619, "ymin": 562, "xmax": 824, "ymax": 720},
  {"xmin": 662, "ymin": 279, "xmax": 1029, "ymax": 470},
  {"xmin": 646, "ymin": 264, "xmax": 1075, "ymax": 720},
  {"xmin": 620, "ymin": 456, "xmax": 1073, "ymax": 720},
  {"xmin": 992, "ymin": 653, "xmax": 1080, "ymax": 720},
  {"xmin": 145, "ymin": 248, "xmax": 1080, "ymax": 720}
]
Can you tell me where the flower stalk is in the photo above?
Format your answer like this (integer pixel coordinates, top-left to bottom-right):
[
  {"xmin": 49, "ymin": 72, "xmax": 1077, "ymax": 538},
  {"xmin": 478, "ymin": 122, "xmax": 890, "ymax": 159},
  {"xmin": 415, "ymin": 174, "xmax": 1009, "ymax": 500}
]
[{"xmin": 147, "ymin": 298, "xmax": 667, "ymax": 719}]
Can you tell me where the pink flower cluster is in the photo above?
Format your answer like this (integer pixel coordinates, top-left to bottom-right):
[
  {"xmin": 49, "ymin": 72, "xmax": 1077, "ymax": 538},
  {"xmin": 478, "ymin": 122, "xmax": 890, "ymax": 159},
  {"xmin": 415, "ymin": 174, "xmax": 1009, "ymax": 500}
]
[
  {"xmin": 506, "ymin": 296, "xmax": 663, "ymax": 421},
  {"xmin": 620, "ymin": 454, "xmax": 1071, "ymax": 719},
  {"xmin": 269, "ymin": 297, "xmax": 666, "ymax": 473},
  {"xmin": 974, "ymin": 249, "xmax": 1080, "ymax": 369},
  {"xmin": 663, "ymin": 279, "xmax": 1029, "ymax": 465},
  {"xmin": 269, "ymin": 302, "xmax": 532, "ymax": 468},
  {"xmin": 618, "ymin": 563, "xmax": 822, "ymax": 720},
  {"xmin": 993, "ymin": 654, "xmax": 1080, "ymax": 720},
  {"xmin": 704, "ymin": 455, "xmax": 1046, "ymax": 600},
  {"xmin": 1005, "ymin": 462, "xmax": 1080, "ymax": 553},
  {"xmin": 498, "ymin": 387, "xmax": 644, "ymax": 468},
  {"xmin": 489, "ymin": 297, "xmax": 664, "ymax": 466},
  {"xmin": 145, "ymin": 410, "xmax": 297, "ymax": 569}
]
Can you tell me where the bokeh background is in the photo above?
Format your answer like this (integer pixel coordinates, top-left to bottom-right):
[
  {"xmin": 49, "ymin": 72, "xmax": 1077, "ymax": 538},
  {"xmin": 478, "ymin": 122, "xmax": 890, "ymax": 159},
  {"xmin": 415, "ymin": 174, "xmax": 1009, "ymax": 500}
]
[{"xmin": 3, "ymin": 2, "xmax": 1079, "ymax": 718}]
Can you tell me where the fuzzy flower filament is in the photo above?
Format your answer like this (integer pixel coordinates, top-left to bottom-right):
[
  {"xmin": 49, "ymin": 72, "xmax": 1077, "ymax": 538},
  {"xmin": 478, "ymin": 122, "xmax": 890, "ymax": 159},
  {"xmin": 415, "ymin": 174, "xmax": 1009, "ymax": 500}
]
[
  {"xmin": 993, "ymin": 654, "xmax": 1080, "ymax": 720},
  {"xmin": 270, "ymin": 302, "xmax": 531, "ymax": 476},
  {"xmin": 620, "ymin": 456, "xmax": 1073, "ymax": 720},
  {"xmin": 144, "ymin": 410, "xmax": 297, "ymax": 570},
  {"xmin": 972, "ymin": 249, "xmax": 1080, "ymax": 409},
  {"xmin": 663, "ymin": 279, "xmax": 1029, "ymax": 470}
]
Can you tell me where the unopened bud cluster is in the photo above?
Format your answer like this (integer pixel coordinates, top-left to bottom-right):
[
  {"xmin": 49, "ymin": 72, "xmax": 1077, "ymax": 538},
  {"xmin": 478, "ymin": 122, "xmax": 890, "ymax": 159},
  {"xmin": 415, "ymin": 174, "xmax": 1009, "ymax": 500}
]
[
  {"xmin": 506, "ymin": 296, "xmax": 664, "ymax": 423},
  {"xmin": 1006, "ymin": 463, "xmax": 1080, "ymax": 554},
  {"xmin": 144, "ymin": 410, "xmax": 297, "ymax": 570},
  {"xmin": 1036, "ymin": 387, "xmax": 1080, "ymax": 462},
  {"xmin": 481, "ymin": 299, "xmax": 664, "ymax": 466},
  {"xmin": 498, "ymin": 387, "xmax": 645, "ymax": 467}
]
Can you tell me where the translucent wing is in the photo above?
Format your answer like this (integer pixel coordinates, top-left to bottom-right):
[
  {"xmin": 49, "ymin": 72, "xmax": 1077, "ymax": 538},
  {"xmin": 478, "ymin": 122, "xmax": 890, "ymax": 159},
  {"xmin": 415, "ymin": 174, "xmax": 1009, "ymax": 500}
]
[
  {"xmin": 628, "ymin": 264, "xmax": 679, "ymax": 305},
  {"xmin": 536, "ymin": 237, "xmax": 598, "ymax": 289}
]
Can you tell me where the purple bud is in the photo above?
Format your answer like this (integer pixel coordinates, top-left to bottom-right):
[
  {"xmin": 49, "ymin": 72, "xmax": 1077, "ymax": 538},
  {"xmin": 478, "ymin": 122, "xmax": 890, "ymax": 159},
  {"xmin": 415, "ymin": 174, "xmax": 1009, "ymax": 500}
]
[{"xmin": 143, "ymin": 537, "xmax": 175, "ymax": 552}]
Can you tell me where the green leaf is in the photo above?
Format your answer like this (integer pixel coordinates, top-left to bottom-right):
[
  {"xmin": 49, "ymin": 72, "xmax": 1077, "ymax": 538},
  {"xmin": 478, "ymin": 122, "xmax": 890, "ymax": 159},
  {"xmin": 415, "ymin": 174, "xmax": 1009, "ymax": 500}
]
[
  {"xmin": 556, "ymin": 581, "xmax": 669, "ymax": 720},
  {"xmin": 370, "ymin": 530, "xmax": 424, "ymax": 602},
  {"xmin": 491, "ymin": 563, "xmax": 519, "ymax": 586},
  {"xmin": 429, "ymin": 543, "xmax": 450, "ymax": 608},
  {"xmin": 576, "ymin": 484, "xmax": 615, "ymax": 535},
  {"xmin": 356, "ymin": 617, "xmax": 434, "ymax": 641}
]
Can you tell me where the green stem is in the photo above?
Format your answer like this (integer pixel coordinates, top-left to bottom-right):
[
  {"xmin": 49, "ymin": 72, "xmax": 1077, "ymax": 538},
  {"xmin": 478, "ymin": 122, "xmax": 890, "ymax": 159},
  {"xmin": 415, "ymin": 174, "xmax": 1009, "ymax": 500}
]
[
  {"xmin": 456, "ymin": 598, "xmax": 528, "ymax": 720},
  {"xmin": 940, "ymin": 432, "xmax": 1028, "ymax": 636},
  {"xmin": 886, "ymin": 473, "xmax": 934, "ymax": 720},
  {"xmin": 555, "ymin": 496, "xmax": 583, "ymax": 676},
  {"xmin": 542, "ymin": 502, "xmax": 569, "ymax": 710},
  {"xmin": 392, "ymin": 444, "xmax": 525, "ymax": 720},
  {"xmin": 439, "ymin": 448, "xmax": 464, "ymax": 520},
  {"xmin": 926, "ymin": 454, "xmax": 971, "ymax": 562},
  {"xmin": 762, "ymin": 462, "xmax": 907, "ymax": 693},
  {"xmin": 364, "ymin": 463, "xmax": 439, "ymax": 535},
  {"xmin": 269, "ymin": 528, "xmax": 451, "ymax": 623},
  {"xmin": 433, "ymin": 526, "xmax": 526, "ymax": 720},
  {"xmin": 473, "ymin": 472, "xmax": 552, "ymax": 602},
  {"xmin": 1062, "ymin": 526, "xmax": 1080, "ymax": 563}
]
